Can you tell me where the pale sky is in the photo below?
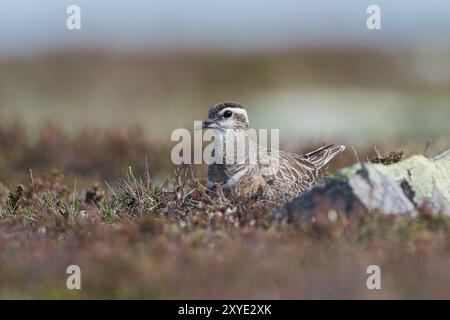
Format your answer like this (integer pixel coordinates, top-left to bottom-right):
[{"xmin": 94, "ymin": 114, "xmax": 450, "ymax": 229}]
[{"xmin": 0, "ymin": 0, "xmax": 449, "ymax": 55}]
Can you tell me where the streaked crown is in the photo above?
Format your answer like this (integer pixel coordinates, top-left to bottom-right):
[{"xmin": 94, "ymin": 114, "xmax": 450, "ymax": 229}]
[{"xmin": 202, "ymin": 101, "xmax": 249, "ymax": 130}]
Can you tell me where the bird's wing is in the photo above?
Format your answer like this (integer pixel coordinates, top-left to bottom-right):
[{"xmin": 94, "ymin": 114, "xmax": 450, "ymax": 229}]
[
  {"xmin": 256, "ymin": 147, "xmax": 316, "ymax": 191},
  {"xmin": 295, "ymin": 144, "xmax": 345, "ymax": 170},
  {"xmin": 256, "ymin": 144, "xmax": 345, "ymax": 193}
]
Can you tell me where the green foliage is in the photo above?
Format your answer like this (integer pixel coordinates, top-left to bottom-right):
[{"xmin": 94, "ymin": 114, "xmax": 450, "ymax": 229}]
[{"xmin": 370, "ymin": 150, "xmax": 404, "ymax": 165}]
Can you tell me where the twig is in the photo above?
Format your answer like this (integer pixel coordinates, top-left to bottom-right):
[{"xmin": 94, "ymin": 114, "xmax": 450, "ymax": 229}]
[
  {"xmin": 370, "ymin": 146, "xmax": 383, "ymax": 162},
  {"xmin": 29, "ymin": 169, "xmax": 36, "ymax": 195},
  {"xmin": 144, "ymin": 153, "xmax": 151, "ymax": 189},
  {"xmin": 423, "ymin": 139, "xmax": 432, "ymax": 157},
  {"xmin": 351, "ymin": 145, "xmax": 360, "ymax": 164}
]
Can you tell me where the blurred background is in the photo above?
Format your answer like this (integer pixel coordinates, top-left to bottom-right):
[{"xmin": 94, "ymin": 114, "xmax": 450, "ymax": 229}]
[{"xmin": 0, "ymin": 0, "xmax": 449, "ymax": 184}]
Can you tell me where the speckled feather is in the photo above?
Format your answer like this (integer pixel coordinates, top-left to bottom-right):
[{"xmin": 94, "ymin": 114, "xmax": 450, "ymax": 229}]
[{"xmin": 203, "ymin": 102, "xmax": 345, "ymax": 198}]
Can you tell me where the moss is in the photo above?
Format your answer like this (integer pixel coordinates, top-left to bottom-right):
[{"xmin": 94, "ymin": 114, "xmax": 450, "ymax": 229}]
[{"xmin": 370, "ymin": 150, "xmax": 404, "ymax": 165}]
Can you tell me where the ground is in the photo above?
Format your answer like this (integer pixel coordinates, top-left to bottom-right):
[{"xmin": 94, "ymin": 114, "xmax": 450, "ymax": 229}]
[{"xmin": 1, "ymin": 124, "xmax": 450, "ymax": 299}]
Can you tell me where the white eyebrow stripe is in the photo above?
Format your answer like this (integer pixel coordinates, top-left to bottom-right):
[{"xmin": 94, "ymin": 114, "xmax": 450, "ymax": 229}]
[{"xmin": 221, "ymin": 107, "xmax": 248, "ymax": 118}]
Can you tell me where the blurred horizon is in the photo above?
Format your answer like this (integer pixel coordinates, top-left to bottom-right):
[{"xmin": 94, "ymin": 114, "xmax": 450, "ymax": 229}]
[
  {"xmin": 0, "ymin": 1, "xmax": 449, "ymax": 152},
  {"xmin": 1, "ymin": 1, "xmax": 450, "ymax": 56},
  {"xmin": 1, "ymin": 48, "xmax": 450, "ymax": 147}
]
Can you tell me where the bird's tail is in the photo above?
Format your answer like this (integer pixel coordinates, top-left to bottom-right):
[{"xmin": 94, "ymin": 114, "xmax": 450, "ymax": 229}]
[{"xmin": 302, "ymin": 144, "xmax": 346, "ymax": 170}]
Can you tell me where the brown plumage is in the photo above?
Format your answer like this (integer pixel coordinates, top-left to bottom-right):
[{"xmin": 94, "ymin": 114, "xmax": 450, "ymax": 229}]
[{"xmin": 200, "ymin": 102, "xmax": 345, "ymax": 199}]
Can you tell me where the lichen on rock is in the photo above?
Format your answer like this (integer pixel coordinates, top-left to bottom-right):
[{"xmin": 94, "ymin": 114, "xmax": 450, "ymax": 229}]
[{"xmin": 282, "ymin": 149, "xmax": 450, "ymax": 221}]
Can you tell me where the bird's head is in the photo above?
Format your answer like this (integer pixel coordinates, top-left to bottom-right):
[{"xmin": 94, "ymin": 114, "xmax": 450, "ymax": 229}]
[{"xmin": 199, "ymin": 102, "xmax": 249, "ymax": 132}]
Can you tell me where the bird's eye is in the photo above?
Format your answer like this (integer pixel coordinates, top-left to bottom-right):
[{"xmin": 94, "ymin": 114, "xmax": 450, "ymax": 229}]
[{"xmin": 223, "ymin": 110, "xmax": 232, "ymax": 118}]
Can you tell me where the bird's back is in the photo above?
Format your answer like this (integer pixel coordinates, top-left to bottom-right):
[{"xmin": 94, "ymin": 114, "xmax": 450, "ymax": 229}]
[
  {"xmin": 259, "ymin": 144, "xmax": 345, "ymax": 197},
  {"xmin": 206, "ymin": 132, "xmax": 345, "ymax": 198}
]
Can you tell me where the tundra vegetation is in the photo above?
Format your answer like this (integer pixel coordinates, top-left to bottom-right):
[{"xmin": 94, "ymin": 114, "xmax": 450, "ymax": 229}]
[
  {"xmin": 1, "ymin": 51, "xmax": 450, "ymax": 299},
  {"xmin": 0, "ymin": 123, "xmax": 449, "ymax": 299}
]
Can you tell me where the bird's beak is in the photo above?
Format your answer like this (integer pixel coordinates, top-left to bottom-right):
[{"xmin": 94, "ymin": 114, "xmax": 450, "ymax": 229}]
[{"xmin": 196, "ymin": 120, "xmax": 214, "ymax": 130}]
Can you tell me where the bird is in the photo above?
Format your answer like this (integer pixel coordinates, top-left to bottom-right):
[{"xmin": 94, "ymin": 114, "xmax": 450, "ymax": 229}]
[{"xmin": 200, "ymin": 101, "xmax": 345, "ymax": 199}]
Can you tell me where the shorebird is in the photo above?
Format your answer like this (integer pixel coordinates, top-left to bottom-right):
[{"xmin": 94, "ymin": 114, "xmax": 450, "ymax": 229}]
[{"xmin": 200, "ymin": 101, "xmax": 345, "ymax": 198}]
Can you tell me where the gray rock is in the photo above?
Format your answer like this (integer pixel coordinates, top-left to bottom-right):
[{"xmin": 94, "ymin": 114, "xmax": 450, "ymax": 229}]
[{"xmin": 282, "ymin": 149, "xmax": 450, "ymax": 222}]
